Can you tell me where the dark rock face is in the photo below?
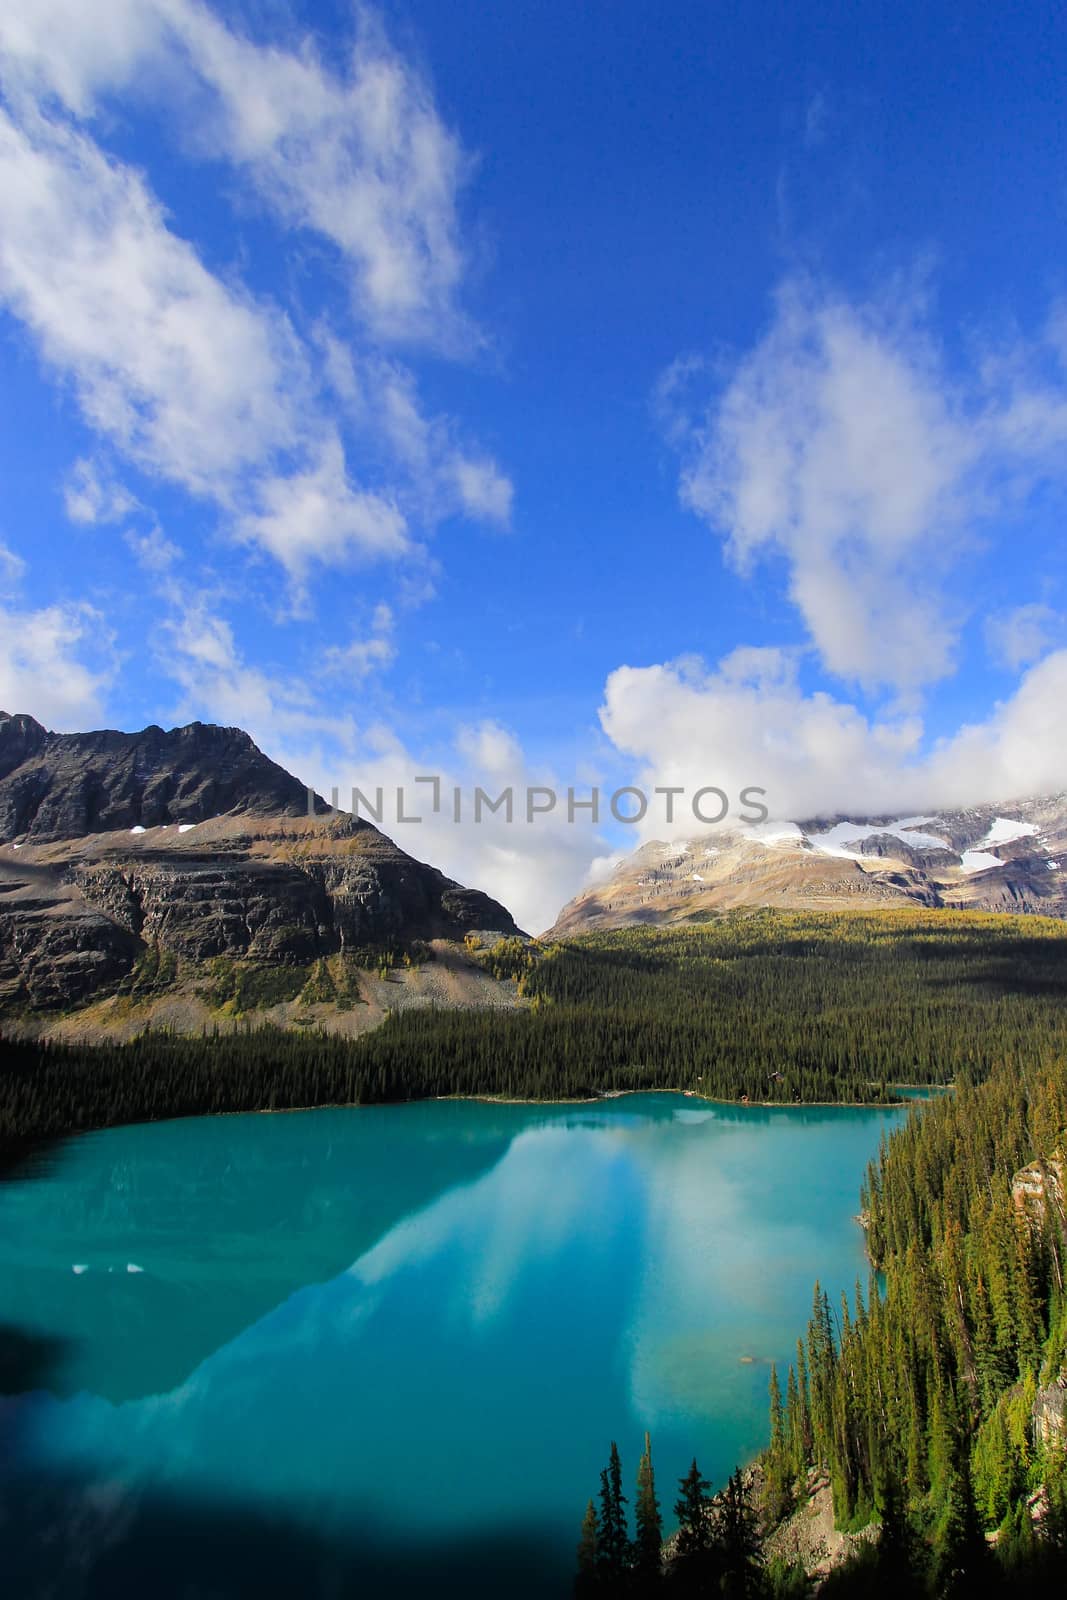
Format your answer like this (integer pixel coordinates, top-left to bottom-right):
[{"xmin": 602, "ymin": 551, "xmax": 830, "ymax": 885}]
[
  {"xmin": 0, "ymin": 716, "xmax": 327, "ymax": 842},
  {"xmin": 0, "ymin": 716, "xmax": 519, "ymax": 1013},
  {"xmin": 0, "ymin": 864, "xmax": 142, "ymax": 1009}
]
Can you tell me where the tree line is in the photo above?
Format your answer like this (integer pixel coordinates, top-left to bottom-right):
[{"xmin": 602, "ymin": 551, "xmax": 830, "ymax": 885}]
[{"xmin": 5, "ymin": 909, "xmax": 1067, "ymax": 1143}]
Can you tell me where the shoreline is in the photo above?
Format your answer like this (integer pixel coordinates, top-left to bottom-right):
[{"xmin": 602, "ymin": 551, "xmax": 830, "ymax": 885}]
[{"xmin": 6, "ymin": 1084, "xmax": 926, "ymax": 1152}]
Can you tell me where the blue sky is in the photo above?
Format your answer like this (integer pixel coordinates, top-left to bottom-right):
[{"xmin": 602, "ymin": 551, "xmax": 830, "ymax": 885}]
[{"xmin": 2, "ymin": 0, "xmax": 1067, "ymax": 930}]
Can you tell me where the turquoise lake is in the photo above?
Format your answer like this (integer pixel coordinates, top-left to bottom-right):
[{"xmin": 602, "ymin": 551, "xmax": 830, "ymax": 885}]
[{"xmin": 0, "ymin": 1093, "xmax": 907, "ymax": 1597}]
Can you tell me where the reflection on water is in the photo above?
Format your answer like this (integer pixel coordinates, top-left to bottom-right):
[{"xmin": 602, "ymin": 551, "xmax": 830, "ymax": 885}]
[{"xmin": 0, "ymin": 1094, "xmax": 906, "ymax": 1597}]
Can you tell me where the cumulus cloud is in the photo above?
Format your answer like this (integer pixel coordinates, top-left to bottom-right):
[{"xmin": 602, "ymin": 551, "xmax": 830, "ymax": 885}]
[
  {"xmin": 126, "ymin": 526, "xmax": 180, "ymax": 573},
  {"xmin": 663, "ymin": 279, "xmax": 1067, "ymax": 694},
  {"xmin": 599, "ymin": 644, "xmax": 1067, "ymax": 831}
]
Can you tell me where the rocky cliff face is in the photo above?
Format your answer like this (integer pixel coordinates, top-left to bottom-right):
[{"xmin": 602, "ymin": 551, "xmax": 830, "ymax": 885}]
[
  {"xmin": 0, "ymin": 714, "xmax": 519, "ymax": 1017},
  {"xmin": 546, "ymin": 800, "xmax": 1067, "ymax": 936}
]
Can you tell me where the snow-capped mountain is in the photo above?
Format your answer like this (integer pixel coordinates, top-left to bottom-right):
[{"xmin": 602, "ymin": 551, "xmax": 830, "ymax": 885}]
[{"xmin": 544, "ymin": 797, "xmax": 1067, "ymax": 936}]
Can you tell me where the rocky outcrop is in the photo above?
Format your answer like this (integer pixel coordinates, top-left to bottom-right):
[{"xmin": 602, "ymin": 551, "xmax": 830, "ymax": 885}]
[
  {"xmin": 0, "ymin": 715, "xmax": 519, "ymax": 1016},
  {"xmin": 1033, "ymin": 1376, "xmax": 1067, "ymax": 1450},
  {"xmin": 1012, "ymin": 1155, "xmax": 1066, "ymax": 1235},
  {"xmin": 762, "ymin": 1469, "xmax": 879, "ymax": 1583}
]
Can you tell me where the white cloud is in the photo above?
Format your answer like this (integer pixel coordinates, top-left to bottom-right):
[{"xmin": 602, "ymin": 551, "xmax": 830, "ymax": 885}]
[
  {"xmin": 0, "ymin": 0, "xmax": 475, "ymax": 347},
  {"xmin": 0, "ymin": 11, "xmax": 512, "ymax": 603},
  {"xmin": 665, "ymin": 279, "xmax": 1067, "ymax": 694},
  {"xmin": 313, "ymin": 719, "xmax": 607, "ymax": 935},
  {"xmin": 0, "ymin": 542, "xmax": 27, "ymax": 594},
  {"xmin": 63, "ymin": 456, "xmax": 136, "ymax": 525},
  {"xmin": 322, "ymin": 601, "xmax": 397, "ymax": 682},
  {"xmin": 598, "ymin": 644, "xmax": 1067, "ymax": 831},
  {"xmin": 164, "ymin": 597, "xmax": 358, "ymax": 757},
  {"xmin": 0, "ymin": 105, "xmax": 305, "ymax": 497},
  {"xmin": 156, "ymin": 591, "xmax": 595, "ymax": 932},
  {"xmin": 126, "ymin": 525, "xmax": 180, "ymax": 573},
  {"xmin": 985, "ymin": 602, "xmax": 1063, "ymax": 672},
  {"xmin": 452, "ymin": 457, "xmax": 513, "ymax": 526},
  {"xmin": 236, "ymin": 434, "xmax": 409, "ymax": 588},
  {"xmin": 0, "ymin": 599, "xmax": 112, "ymax": 728},
  {"xmin": 323, "ymin": 349, "xmax": 513, "ymax": 529}
]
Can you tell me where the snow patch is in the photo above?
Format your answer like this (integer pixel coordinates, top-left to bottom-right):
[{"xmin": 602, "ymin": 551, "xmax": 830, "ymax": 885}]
[
  {"xmin": 129, "ymin": 825, "xmax": 146, "ymax": 835},
  {"xmin": 177, "ymin": 823, "xmax": 196, "ymax": 833},
  {"xmin": 1048, "ymin": 861, "xmax": 1060, "ymax": 871},
  {"xmin": 72, "ymin": 1264, "xmax": 88, "ymax": 1275},
  {"xmin": 746, "ymin": 822, "xmax": 804, "ymax": 848},
  {"xmin": 976, "ymin": 817, "xmax": 1039, "ymax": 849},
  {"xmin": 690, "ymin": 873, "xmax": 705, "ymax": 882},
  {"xmin": 807, "ymin": 818, "xmax": 948, "ymax": 859},
  {"xmin": 960, "ymin": 850, "xmax": 1003, "ymax": 875},
  {"xmin": 126, "ymin": 1263, "xmax": 144, "ymax": 1274}
]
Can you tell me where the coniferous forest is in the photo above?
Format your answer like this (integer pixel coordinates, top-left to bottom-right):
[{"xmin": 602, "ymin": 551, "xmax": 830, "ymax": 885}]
[
  {"xmin": 4, "ymin": 908, "xmax": 1067, "ymax": 1144},
  {"xmin": 572, "ymin": 956, "xmax": 1067, "ymax": 1595}
]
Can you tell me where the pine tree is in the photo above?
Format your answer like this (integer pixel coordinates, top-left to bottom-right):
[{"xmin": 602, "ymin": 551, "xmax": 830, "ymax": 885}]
[
  {"xmin": 597, "ymin": 1441, "xmax": 629, "ymax": 1586},
  {"xmin": 633, "ymin": 1431, "xmax": 663, "ymax": 1590},
  {"xmin": 929, "ymin": 1461, "xmax": 990, "ymax": 1600},
  {"xmin": 765, "ymin": 1364, "xmax": 793, "ymax": 1521},
  {"xmin": 715, "ymin": 1469, "xmax": 763, "ymax": 1599},
  {"xmin": 575, "ymin": 1498, "xmax": 599, "ymax": 1596},
  {"xmin": 673, "ymin": 1458, "xmax": 716, "ymax": 1592}
]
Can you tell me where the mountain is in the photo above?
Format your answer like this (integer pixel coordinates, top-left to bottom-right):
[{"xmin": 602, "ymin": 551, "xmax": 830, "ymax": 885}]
[
  {"xmin": 0, "ymin": 712, "xmax": 520, "ymax": 1030},
  {"xmin": 545, "ymin": 798, "xmax": 1067, "ymax": 936}
]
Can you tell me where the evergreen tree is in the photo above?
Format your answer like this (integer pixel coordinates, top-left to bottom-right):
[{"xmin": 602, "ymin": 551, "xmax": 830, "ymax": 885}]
[
  {"xmin": 928, "ymin": 1462, "xmax": 991, "ymax": 1600},
  {"xmin": 715, "ymin": 1469, "xmax": 763, "ymax": 1599},
  {"xmin": 597, "ymin": 1441, "xmax": 629, "ymax": 1586},
  {"xmin": 633, "ymin": 1431, "xmax": 663, "ymax": 1589},
  {"xmin": 765, "ymin": 1365, "xmax": 793, "ymax": 1521},
  {"xmin": 672, "ymin": 1458, "xmax": 716, "ymax": 1593},
  {"xmin": 576, "ymin": 1498, "xmax": 599, "ymax": 1596}
]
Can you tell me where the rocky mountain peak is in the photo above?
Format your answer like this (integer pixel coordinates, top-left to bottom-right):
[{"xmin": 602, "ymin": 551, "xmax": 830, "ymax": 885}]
[
  {"xmin": 0, "ymin": 714, "xmax": 520, "ymax": 1019},
  {"xmin": 545, "ymin": 799, "xmax": 1067, "ymax": 935},
  {"xmin": 0, "ymin": 714, "xmax": 331, "ymax": 843}
]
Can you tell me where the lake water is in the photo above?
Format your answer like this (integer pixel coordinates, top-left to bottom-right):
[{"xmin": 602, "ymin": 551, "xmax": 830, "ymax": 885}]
[{"xmin": 0, "ymin": 1093, "xmax": 907, "ymax": 1597}]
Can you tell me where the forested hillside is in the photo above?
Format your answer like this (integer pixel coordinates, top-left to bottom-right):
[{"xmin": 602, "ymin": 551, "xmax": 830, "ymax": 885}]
[
  {"xmin": 757, "ymin": 1050, "xmax": 1067, "ymax": 1592},
  {"xmin": 573, "ymin": 1034, "xmax": 1067, "ymax": 1595},
  {"xmin": 4, "ymin": 909, "xmax": 1067, "ymax": 1144}
]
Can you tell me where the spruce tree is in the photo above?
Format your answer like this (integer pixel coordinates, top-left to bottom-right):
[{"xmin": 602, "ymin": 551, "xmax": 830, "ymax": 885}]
[
  {"xmin": 715, "ymin": 1469, "xmax": 763, "ymax": 1599},
  {"xmin": 633, "ymin": 1431, "xmax": 663, "ymax": 1589},
  {"xmin": 673, "ymin": 1458, "xmax": 716, "ymax": 1592},
  {"xmin": 597, "ymin": 1441, "xmax": 629, "ymax": 1585},
  {"xmin": 765, "ymin": 1364, "xmax": 793, "ymax": 1522},
  {"xmin": 575, "ymin": 1498, "xmax": 599, "ymax": 1596}
]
